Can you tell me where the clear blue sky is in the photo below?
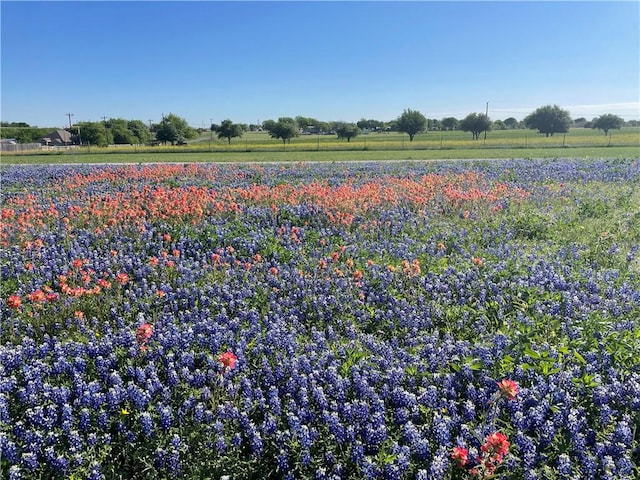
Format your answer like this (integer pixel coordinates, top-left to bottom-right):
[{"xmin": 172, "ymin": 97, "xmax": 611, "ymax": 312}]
[{"xmin": 2, "ymin": 1, "xmax": 639, "ymax": 128}]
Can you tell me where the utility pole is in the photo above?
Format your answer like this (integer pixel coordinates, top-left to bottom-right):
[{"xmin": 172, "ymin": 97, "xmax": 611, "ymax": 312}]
[
  {"xmin": 209, "ymin": 118, "xmax": 213, "ymax": 151},
  {"xmin": 484, "ymin": 102, "xmax": 489, "ymax": 141},
  {"xmin": 65, "ymin": 113, "xmax": 74, "ymax": 146}
]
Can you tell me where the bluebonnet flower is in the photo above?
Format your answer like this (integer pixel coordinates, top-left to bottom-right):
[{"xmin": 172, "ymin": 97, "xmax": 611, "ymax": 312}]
[{"xmin": 8, "ymin": 466, "xmax": 22, "ymax": 480}]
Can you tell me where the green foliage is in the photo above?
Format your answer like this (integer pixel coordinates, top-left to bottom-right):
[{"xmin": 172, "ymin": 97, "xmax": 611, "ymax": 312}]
[
  {"xmin": 214, "ymin": 119, "xmax": 244, "ymax": 144},
  {"xmin": 335, "ymin": 123, "xmax": 360, "ymax": 142},
  {"xmin": 155, "ymin": 114, "xmax": 198, "ymax": 145},
  {"xmin": 441, "ymin": 117, "xmax": 459, "ymax": 131},
  {"xmin": 396, "ymin": 108, "xmax": 427, "ymax": 141},
  {"xmin": 1, "ymin": 122, "xmax": 52, "ymax": 143},
  {"xmin": 577, "ymin": 197, "xmax": 610, "ymax": 219},
  {"xmin": 524, "ymin": 104, "xmax": 572, "ymax": 137},
  {"xmin": 128, "ymin": 120, "xmax": 152, "ymax": 144},
  {"xmin": 592, "ymin": 114, "xmax": 624, "ymax": 135},
  {"xmin": 77, "ymin": 122, "xmax": 110, "ymax": 147},
  {"xmin": 460, "ymin": 113, "xmax": 492, "ymax": 140},
  {"xmin": 264, "ymin": 118, "xmax": 300, "ymax": 146}
]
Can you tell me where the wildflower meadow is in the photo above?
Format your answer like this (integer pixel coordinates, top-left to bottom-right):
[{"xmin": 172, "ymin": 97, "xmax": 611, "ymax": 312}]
[{"xmin": 1, "ymin": 158, "xmax": 639, "ymax": 480}]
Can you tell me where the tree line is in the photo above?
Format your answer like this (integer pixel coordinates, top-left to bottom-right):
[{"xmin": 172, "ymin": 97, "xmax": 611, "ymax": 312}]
[{"xmin": 1, "ymin": 106, "xmax": 633, "ymax": 145}]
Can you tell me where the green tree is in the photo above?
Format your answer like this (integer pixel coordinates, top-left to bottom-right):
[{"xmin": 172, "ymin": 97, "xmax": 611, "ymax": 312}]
[
  {"xmin": 128, "ymin": 120, "xmax": 151, "ymax": 144},
  {"xmin": 504, "ymin": 117, "xmax": 519, "ymax": 129},
  {"xmin": 262, "ymin": 119, "xmax": 276, "ymax": 132},
  {"xmin": 493, "ymin": 120, "xmax": 506, "ymax": 130},
  {"xmin": 335, "ymin": 123, "xmax": 360, "ymax": 142},
  {"xmin": 214, "ymin": 119, "xmax": 244, "ymax": 144},
  {"xmin": 264, "ymin": 118, "xmax": 299, "ymax": 146},
  {"xmin": 396, "ymin": 108, "xmax": 427, "ymax": 141},
  {"xmin": 427, "ymin": 118, "xmax": 441, "ymax": 131},
  {"xmin": 524, "ymin": 105, "xmax": 572, "ymax": 137},
  {"xmin": 460, "ymin": 113, "xmax": 492, "ymax": 140},
  {"xmin": 295, "ymin": 116, "xmax": 318, "ymax": 130},
  {"xmin": 76, "ymin": 122, "xmax": 109, "ymax": 147},
  {"xmin": 591, "ymin": 114, "xmax": 624, "ymax": 135},
  {"xmin": 1, "ymin": 122, "xmax": 57, "ymax": 143},
  {"xmin": 441, "ymin": 117, "xmax": 459, "ymax": 131},
  {"xmin": 108, "ymin": 119, "xmax": 137, "ymax": 144},
  {"xmin": 157, "ymin": 113, "xmax": 198, "ymax": 144},
  {"xmin": 357, "ymin": 118, "xmax": 384, "ymax": 131},
  {"xmin": 155, "ymin": 120, "xmax": 179, "ymax": 145}
]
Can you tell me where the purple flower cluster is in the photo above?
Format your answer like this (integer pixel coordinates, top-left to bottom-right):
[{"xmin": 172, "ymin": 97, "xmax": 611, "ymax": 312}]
[{"xmin": 1, "ymin": 158, "xmax": 638, "ymax": 479}]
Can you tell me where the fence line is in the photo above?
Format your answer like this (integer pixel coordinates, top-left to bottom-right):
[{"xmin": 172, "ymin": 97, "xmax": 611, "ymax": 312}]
[{"xmin": 1, "ymin": 143, "xmax": 42, "ymax": 153}]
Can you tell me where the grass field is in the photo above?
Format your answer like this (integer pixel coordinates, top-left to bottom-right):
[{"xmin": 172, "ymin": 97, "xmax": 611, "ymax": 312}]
[{"xmin": 2, "ymin": 128, "xmax": 638, "ymax": 164}]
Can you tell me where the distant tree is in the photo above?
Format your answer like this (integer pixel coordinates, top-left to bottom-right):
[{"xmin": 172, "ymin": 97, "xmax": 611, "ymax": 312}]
[
  {"xmin": 214, "ymin": 119, "xmax": 244, "ymax": 144},
  {"xmin": 503, "ymin": 117, "xmax": 519, "ymax": 129},
  {"xmin": 1, "ymin": 121, "xmax": 30, "ymax": 128},
  {"xmin": 441, "ymin": 117, "xmax": 459, "ymax": 131},
  {"xmin": 386, "ymin": 120, "xmax": 399, "ymax": 132},
  {"xmin": 573, "ymin": 117, "xmax": 588, "ymax": 128},
  {"xmin": 155, "ymin": 120, "xmax": 180, "ymax": 145},
  {"xmin": 156, "ymin": 113, "xmax": 198, "ymax": 144},
  {"xmin": 627, "ymin": 119, "xmax": 640, "ymax": 127},
  {"xmin": 109, "ymin": 119, "xmax": 137, "ymax": 144},
  {"xmin": 77, "ymin": 122, "xmax": 109, "ymax": 147},
  {"xmin": 262, "ymin": 119, "xmax": 276, "ymax": 132},
  {"xmin": 524, "ymin": 105, "xmax": 572, "ymax": 137},
  {"xmin": 1, "ymin": 123, "xmax": 52, "ymax": 143},
  {"xmin": 265, "ymin": 118, "xmax": 299, "ymax": 146},
  {"xmin": 591, "ymin": 114, "xmax": 624, "ymax": 135},
  {"xmin": 128, "ymin": 120, "xmax": 151, "ymax": 144},
  {"xmin": 316, "ymin": 121, "xmax": 332, "ymax": 133},
  {"xmin": 493, "ymin": 120, "xmax": 506, "ymax": 130},
  {"xmin": 335, "ymin": 123, "xmax": 360, "ymax": 142},
  {"xmin": 460, "ymin": 113, "xmax": 492, "ymax": 140},
  {"xmin": 295, "ymin": 116, "xmax": 318, "ymax": 130},
  {"xmin": 396, "ymin": 108, "xmax": 427, "ymax": 141},
  {"xmin": 357, "ymin": 118, "xmax": 384, "ymax": 131},
  {"xmin": 356, "ymin": 118, "xmax": 371, "ymax": 130},
  {"xmin": 427, "ymin": 118, "xmax": 441, "ymax": 131}
]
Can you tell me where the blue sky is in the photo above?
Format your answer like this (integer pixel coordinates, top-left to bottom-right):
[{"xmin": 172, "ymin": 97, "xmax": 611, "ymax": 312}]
[{"xmin": 2, "ymin": 1, "xmax": 639, "ymax": 128}]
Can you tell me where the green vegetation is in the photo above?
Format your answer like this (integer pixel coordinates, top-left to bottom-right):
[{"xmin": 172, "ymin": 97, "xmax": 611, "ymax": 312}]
[
  {"xmin": 3, "ymin": 143, "xmax": 639, "ymax": 165},
  {"xmin": 524, "ymin": 104, "xmax": 573, "ymax": 137}
]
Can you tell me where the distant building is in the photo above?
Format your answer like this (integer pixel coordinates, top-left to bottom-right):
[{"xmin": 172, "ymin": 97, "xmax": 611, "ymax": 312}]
[{"xmin": 41, "ymin": 129, "xmax": 73, "ymax": 146}]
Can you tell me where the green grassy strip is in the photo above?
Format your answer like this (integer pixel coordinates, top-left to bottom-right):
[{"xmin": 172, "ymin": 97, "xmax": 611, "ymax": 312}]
[{"xmin": 2, "ymin": 145, "xmax": 639, "ymax": 165}]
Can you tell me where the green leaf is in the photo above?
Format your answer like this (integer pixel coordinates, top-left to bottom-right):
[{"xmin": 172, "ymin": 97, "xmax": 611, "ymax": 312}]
[
  {"xmin": 524, "ymin": 346, "xmax": 541, "ymax": 359},
  {"xmin": 573, "ymin": 351, "xmax": 587, "ymax": 365}
]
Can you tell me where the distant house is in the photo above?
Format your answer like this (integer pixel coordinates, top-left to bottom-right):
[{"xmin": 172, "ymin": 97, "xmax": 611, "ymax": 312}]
[{"xmin": 41, "ymin": 129, "xmax": 73, "ymax": 146}]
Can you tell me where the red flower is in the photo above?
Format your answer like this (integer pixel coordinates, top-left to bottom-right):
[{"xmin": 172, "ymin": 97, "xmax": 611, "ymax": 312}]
[
  {"xmin": 136, "ymin": 323, "xmax": 153, "ymax": 345},
  {"xmin": 472, "ymin": 257, "xmax": 484, "ymax": 266},
  {"xmin": 116, "ymin": 273, "xmax": 130, "ymax": 285},
  {"xmin": 451, "ymin": 446, "xmax": 469, "ymax": 467},
  {"xmin": 218, "ymin": 351, "xmax": 238, "ymax": 372},
  {"xmin": 45, "ymin": 293, "xmax": 59, "ymax": 302},
  {"xmin": 497, "ymin": 379, "xmax": 519, "ymax": 400},
  {"xmin": 26, "ymin": 289, "xmax": 46, "ymax": 303},
  {"xmin": 7, "ymin": 295, "xmax": 21, "ymax": 309},
  {"xmin": 481, "ymin": 432, "xmax": 510, "ymax": 461}
]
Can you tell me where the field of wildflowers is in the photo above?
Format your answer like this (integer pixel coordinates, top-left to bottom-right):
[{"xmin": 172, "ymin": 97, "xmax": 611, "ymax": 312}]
[{"xmin": 1, "ymin": 158, "xmax": 639, "ymax": 480}]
